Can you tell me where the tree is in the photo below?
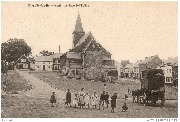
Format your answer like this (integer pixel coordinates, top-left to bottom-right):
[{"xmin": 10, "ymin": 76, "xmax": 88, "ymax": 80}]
[
  {"xmin": 39, "ymin": 50, "xmax": 54, "ymax": 56},
  {"xmin": 1, "ymin": 38, "xmax": 32, "ymax": 63}
]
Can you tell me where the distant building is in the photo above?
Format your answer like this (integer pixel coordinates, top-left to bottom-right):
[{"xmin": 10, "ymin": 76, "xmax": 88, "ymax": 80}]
[
  {"xmin": 51, "ymin": 53, "xmax": 63, "ymax": 71},
  {"xmin": 14, "ymin": 54, "xmax": 31, "ymax": 70},
  {"xmin": 139, "ymin": 55, "xmax": 162, "ymax": 88},
  {"xmin": 160, "ymin": 63, "xmax": 173, "ymax": 84},
  {"xmin": 172, "ymin": 62, "xmax": 178, "ymax": 87},
  {"xmin": 132, "ymin": 62, "xmax": 140, "ymax": 79},
  {"xmin": 35, "ymin": 56, "xmax": 53, "ymax": 71},
  {"xmin": 121, "ymin": 60, "xmax": 130, "ymax": 68},
  {"xmin": 123, "ymin": 63, "xmax": 133, "ymax": 78},
  {"xmin": 120, "ymin": 65, "xmax": 124, "ymax": 78},
  {"xmin": 35, "ymin": 53, "xmax": 63, "ymax": 71}
]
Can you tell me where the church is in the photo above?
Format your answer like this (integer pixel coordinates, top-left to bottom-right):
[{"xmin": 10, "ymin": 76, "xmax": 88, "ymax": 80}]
[{"xmin": 60, "ymin": 13, "xmax": 117, "ymax": 80}]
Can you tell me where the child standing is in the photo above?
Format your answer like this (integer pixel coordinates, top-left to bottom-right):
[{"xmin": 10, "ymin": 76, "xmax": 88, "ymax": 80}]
[
  {"xmin": 84, "ymin": 93, "xmax": 91, "ymax": 109},
  {"xmin": 91, "ymin": 92, "xmax": 98, "ymax": 109},
  {"xmin": 73, "ymin": 94, "xmax": 78, "ymax": 108},
  {"xmin": 111, "ymin": 93, "xmax": 117, "ymax": 113},
  {"xmin": 50, "ymin": 92, "xmax": 56, "ymax": 107},
  {"xmin": 122, "ymin": 103, "xmax": 128, "ymax": 112}
]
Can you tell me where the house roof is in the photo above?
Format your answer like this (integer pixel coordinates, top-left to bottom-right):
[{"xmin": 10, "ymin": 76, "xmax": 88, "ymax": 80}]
[
  {"xmin": 174, "ymin": 62, "xmax": 178, "ymax": 67},
  {"xmin": 66, "ymin": 52, "xmax": 82, "ymax": 59},
  {"xmin": 124, "ymin": 63, "xmax": 133, "ymax": 69},
  {"xmin": 132, "ymin": 62, "xmax": 139, "ymax": 68},
  {"xmin": 15, "ymin": 54, "xmax": 31, "ymax": 64},
  {"xmin": 139, "ymin": 56, "xmax": 157, "ymax": 64},
  {"xmin": 163, "ymin": 57, "xmax": 178, "ymax": 66},
  {"xmin": 35, "ymin": 56, "xmax": 53, "ymax": 62}
]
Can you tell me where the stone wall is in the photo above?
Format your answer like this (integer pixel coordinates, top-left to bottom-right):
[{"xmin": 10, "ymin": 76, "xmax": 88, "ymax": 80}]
[
  {"xmin": 84, "ymin": 51, "xmax": 104, "ymax": 69},
  {"xmin": 84, "ymin": 51, "xmax": 104, "ymax": 79}
]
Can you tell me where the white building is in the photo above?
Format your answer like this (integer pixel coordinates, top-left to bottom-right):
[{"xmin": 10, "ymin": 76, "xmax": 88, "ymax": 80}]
[
  {"xmin": 35, "ymin": 56, "xmax": 53, "ymax": 71},
  {"xmin": 160, "ymin": 64, "xmax": 173, "ymax": 84},
  {"xmin": 132, "ymin": 62, "xmax": 139, "ymax": 79}
]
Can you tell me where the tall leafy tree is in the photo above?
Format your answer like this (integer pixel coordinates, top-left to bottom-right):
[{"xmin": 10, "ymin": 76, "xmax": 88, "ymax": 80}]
[
  {"xmin": 1, "ymin": 38, "xmax": 32, "ymax": 63},
  {"xmin": 39, "ymin": 50, "xmax": 54, "ymax": 56}
]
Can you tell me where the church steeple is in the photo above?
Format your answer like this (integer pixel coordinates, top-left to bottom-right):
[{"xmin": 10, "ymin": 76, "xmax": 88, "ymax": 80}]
[
  {"xmin": 74, "ymin": 12, "xmax": 84, "ymax": 32},
  {"xmin": 72, "ymin": 12, "xmax": 85, "ymax": 48}
]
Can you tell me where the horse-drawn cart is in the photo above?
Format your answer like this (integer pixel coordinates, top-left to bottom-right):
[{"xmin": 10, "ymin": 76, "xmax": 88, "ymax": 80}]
[{"xmin": 132, "ymin": 69, "xmax": 165, "ymax": 106}]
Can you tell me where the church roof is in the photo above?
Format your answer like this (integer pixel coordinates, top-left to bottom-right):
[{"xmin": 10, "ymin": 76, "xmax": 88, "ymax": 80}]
[
  {"xmin": 70, "ymin": 32, "xmax": 111, "ymax": 57},
  {"xmin": 74, "ymin": 12, "xmax": 84, "ymax": 32}
]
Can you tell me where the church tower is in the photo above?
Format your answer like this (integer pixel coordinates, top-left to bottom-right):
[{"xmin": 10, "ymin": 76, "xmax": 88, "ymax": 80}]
[{"xmin": 72, "ymin": 12, "xmax": 85, "ymax": 48}]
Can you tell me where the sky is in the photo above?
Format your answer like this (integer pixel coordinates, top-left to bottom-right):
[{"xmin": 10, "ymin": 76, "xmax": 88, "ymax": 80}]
[{"xmin": 1, "ymin": 1, "xmax": 178, "ymax": 63}]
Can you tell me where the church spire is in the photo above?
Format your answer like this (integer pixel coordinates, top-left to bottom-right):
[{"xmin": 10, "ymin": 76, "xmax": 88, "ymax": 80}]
[
  {"xmin": 74, "ymin": 12, "xmax": 84, "ymax": 32},
  {"xmin": 72, "ymin": 12, "xmax": 85, "ymax": 48}
]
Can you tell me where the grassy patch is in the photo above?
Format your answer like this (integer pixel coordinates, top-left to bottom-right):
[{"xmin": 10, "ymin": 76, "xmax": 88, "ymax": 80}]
[
  {"xmin": 1, "ymin": 70, "xmax": 32, "ymax": 93},
  {"xmin": 29, "ymin": 72, "xmax": 141, "ymax": 99}
]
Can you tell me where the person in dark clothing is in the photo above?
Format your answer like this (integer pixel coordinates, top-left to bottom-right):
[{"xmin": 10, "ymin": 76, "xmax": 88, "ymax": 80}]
[
  {"xmin": 122, "ymin": 103, "xmax": 128, "ymax": 112},
  {"xmin": 50, "ymin": 92, "xmax": 56, "ymax": 107},
  {"xmin": 105, "ymin": 92, "xmax": 109, "ymax": 108},
  {"xmin": 99, "ymin": 91, "xmax": 106, "ymax": 110},
  {"xmin": 111, "ymin": 93, "xmax": 117, "ymax": 113},
  {"xmin": 65, "ymin": 89, "xmax": 71, "ymax": 107}
]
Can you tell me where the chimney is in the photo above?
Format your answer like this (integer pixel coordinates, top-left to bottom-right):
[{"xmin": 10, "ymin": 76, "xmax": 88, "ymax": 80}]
[{"xmin": 59, "ymin": 45, "xmax": 60, "ymax": 54}]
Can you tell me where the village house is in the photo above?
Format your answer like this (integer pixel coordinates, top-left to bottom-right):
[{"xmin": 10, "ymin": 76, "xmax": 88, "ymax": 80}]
[
  {"xmin": 139, "ymin": 55, "xmax": 162, "ymax": 88},
  {"xmin": 132, "ymin": 62, "xmax": 139, "ymax": 79},
  {"xmin": 60, "ymin": 13, "xmax": 117, "ymax": 80},
  {"xmin": 35, "ymin": 56, "xmax": 53, "ymax": 71},
  {"xmin": 123, "ymin": 63, "xmax": 133, "ymax": 78},
  {"xmin": 35, "ymin": 53, "xmax": 63, "ymax": 71},
  {"xmin": 160, "ymin": 63, "xmax": 173, "ymax": 84},
  {"xmin": 172, "ymin": 62, "xmax": 178, "ymax": 87},
  {"xmin": 14, "ymin": 54, "xmax": 32, "ymax": 70},
  {"xmin": 51, "ymin": 53, "xmax": 63, "ymax": 71}
]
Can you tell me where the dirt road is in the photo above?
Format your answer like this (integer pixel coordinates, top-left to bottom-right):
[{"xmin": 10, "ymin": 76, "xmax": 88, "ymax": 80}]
[{"xmin": 17, "ymin": 70, "xmax": 66, "ymax": 103}]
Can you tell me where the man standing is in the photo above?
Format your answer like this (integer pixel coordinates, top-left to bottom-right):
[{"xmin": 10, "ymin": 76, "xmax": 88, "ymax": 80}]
[
  {"xmin": 99, "ymin": 91, "xmax": 106, "ymax": 110},
  {"xmin": 105, "ymin": 92, "xmax": 109, "ymax": 108},
  {"xmin": 66, "ymin": 89, "xmax": 71, "ymax": 107}
]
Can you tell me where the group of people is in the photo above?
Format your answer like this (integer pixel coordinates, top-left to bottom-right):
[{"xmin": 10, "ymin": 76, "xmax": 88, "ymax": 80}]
[{"xmin": 50, "ymin": 88, "xmax": 128, "ymax": 113}]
